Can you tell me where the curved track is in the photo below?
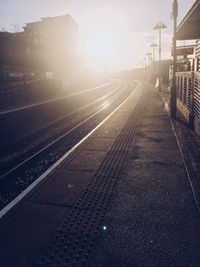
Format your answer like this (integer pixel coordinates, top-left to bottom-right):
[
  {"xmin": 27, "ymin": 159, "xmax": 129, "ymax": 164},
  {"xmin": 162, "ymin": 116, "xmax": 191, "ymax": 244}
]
[
  {"xmin": 0, "ymin": 80, "xmax": 135, "ymax": 210},
  {"xmin": 0, "ymin": 82, "xmax": 121, "ymax": 178}
]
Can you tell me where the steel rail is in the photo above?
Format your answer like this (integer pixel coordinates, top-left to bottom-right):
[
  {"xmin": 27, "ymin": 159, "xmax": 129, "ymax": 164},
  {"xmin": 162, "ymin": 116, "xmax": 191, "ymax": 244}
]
[
  {"xmin": 0, "ymin": 82, "xmax": 127, "ymax": 182},
  {"xmin": 0, "ymin": 80, "xmax": 115, "ymax": 116},
  {"xmin": 0, "ymin": 80, "xmax": 137, "ymax": 219},
  {"xmin": 0, "ymin": 83, "xmax": 121, "ymax": 170}
]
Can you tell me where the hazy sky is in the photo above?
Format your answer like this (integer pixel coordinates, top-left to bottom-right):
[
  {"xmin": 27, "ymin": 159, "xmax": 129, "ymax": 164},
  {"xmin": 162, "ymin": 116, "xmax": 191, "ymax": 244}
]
[{"xmin": 0, "ymin": 0, "xmax": 196, "ymax": 70}]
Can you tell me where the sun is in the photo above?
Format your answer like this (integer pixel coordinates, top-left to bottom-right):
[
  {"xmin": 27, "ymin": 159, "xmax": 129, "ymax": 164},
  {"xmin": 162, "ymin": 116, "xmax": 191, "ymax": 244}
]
[
  {"xmin": 85, "ymin": 30, "xmax": 114, "ymax": 65},
  {"xmin": 79, "ymin": 25, "xmax": 119, "ymax": 72}
]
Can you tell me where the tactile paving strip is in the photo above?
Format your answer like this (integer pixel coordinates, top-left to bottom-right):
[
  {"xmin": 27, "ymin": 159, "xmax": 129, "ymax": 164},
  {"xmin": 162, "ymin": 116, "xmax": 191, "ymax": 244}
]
[{"xmin": 37, "ymin": 90, "xmax": 146, "ymax": 267}]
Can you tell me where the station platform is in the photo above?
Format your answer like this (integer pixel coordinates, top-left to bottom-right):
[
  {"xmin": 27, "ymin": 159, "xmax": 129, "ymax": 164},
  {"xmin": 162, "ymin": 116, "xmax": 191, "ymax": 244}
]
[{"xmin": 0, "ymin": 81, "xmax": 200, "ymax": 266}]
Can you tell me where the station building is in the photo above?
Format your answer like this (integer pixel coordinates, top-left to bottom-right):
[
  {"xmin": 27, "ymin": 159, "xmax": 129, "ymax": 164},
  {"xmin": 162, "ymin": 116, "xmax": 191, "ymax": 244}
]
[
  {"xmin": 175, "ymin": 0, "xmax": 200, "ymax": 134},
  {"xmin": 0, "ymin": 31, "xmax": 27, "ymax": 77}
]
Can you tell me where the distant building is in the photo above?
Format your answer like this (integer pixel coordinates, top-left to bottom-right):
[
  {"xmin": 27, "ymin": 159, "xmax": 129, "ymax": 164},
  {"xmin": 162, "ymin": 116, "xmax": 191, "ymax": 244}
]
[
  {"xmin": 0, "ymin": 31, "xmax": 26, "ymax": 68},
  {"xmin": 23, "ymin": 15, "xmax": 78, "ymax": 74},
  {"xmin": 0, "ymin": 15, "xmax": 79, "ymax": 77}
]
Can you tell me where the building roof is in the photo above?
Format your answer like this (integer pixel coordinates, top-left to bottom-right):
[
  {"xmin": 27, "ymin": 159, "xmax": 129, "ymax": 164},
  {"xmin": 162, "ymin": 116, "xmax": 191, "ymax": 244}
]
[
  {"xmin": 177, "ymin": 0, "xmax": 200, "ymax": 40},
  {"xmin": 25, "ymin": 14, "xmax": 78, "ymax": 29}
]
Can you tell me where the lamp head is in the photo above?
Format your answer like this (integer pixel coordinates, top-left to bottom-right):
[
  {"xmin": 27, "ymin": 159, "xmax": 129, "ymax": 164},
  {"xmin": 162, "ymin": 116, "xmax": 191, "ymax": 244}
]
[
  {"xmin": 150, "ymin": 42, "xmax": 158, "ymax": 48},
  {"xmin": 172, "ymin": 0, "xmax": 178, "ymax": 18},
  {"xmin": 154, "ymin": 22, "xmax": 167, "ymax": 30}
]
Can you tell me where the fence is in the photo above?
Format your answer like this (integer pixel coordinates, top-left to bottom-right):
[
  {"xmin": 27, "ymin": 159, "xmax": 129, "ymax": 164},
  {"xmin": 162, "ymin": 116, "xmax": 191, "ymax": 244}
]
[
  {"xmin": 0, "ymin": 79, "xmax": 62, "ymax": 110},
  {"xmin": 176, "ymin": 71, "xmax": 200, "ymax": 132}
]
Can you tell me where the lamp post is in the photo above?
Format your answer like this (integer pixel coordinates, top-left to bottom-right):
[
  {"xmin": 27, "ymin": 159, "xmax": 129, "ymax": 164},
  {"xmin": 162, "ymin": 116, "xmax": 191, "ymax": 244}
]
[
  {"xmin": 143, "ymin": 57, "xmax": 147, "ymax": 79},
  {"xmin": 140, "ymin": 60, "xmax": 143, "ymax": 79},
  {"xmin": 150, "ymin": 42, "xmax": 158, "ymax": 81},
  {"xmin": 146, "ymin": 52, "xmax": 152, "ymax": 66},
  {"xmin": 154, "ymin": 21, "xmax": 167, "ymax": 91},
  {"xmin": 150, "ymin": 42, "xmax": 158, "ymax": 62},
  {"xmin": 146, "ymin": 52, "xmax": 152, "ymax": 81},
  {"xmin": 143, "ymin": 57, "xmax": 146, "ymax": 67},
  {"xmin": 170, "ymin": 0, "xmax": 178, "ymax": 119}
]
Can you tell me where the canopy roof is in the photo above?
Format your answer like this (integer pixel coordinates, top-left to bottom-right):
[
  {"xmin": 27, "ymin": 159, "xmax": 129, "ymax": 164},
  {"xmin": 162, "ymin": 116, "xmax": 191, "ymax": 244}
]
[{"xmin": 177, "ymin": 0, "xmax": 200, "ymax": 40}]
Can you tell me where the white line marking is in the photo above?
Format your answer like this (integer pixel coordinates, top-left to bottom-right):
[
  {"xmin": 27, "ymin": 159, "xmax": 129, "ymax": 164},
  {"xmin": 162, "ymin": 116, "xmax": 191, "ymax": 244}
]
[{"xmin": 0, "ymin": 82, "xmax": 137, "ymax": 219}]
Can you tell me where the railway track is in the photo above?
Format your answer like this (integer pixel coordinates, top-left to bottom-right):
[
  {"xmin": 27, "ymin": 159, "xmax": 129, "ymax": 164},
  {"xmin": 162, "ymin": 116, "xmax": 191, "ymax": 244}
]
[
  {"xmin": 37, "ymin": 81, "xmax": 145, "ymax": 267},
  {"xmin": 0, "ymin": 80, "xmax": 135, "ymax": 211},
  {"xmin": 0, "ymin": 82, "xmax": 121, "ymax": 177}
]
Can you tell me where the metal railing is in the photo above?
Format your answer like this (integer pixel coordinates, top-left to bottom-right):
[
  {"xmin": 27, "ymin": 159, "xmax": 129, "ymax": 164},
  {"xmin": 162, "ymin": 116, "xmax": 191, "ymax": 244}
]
[
  {"xmin": 176, "ymin": 71, "xmax": 200, "ymax": 122},
  {"xmin": 193, "ymin": 72, "xmax": 200, "ymax": 119}
]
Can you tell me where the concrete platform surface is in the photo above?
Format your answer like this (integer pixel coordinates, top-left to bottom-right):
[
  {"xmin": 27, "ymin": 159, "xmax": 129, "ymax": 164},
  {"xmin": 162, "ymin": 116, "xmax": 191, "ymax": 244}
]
[
  {"xmin": 0, "ymin": 81, "xmax": 200, "ymax": 267},
  {"xmin": 89, "ymin": 83, "xmax": 200, "ymax": 266},
  {"xmin": 0, "ymin": 81, "xmax": 141, "ymax": 267}
]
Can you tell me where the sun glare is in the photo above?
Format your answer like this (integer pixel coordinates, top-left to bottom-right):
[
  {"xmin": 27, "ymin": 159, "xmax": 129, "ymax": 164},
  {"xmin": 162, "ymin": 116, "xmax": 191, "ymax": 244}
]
[
  {"xmin": 79, "ymin": 25, "xmax": 119, "ymax": 72},
  {"xmin": 101, "ymin": 101, "xmax": 110, "ymax": 109}
]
